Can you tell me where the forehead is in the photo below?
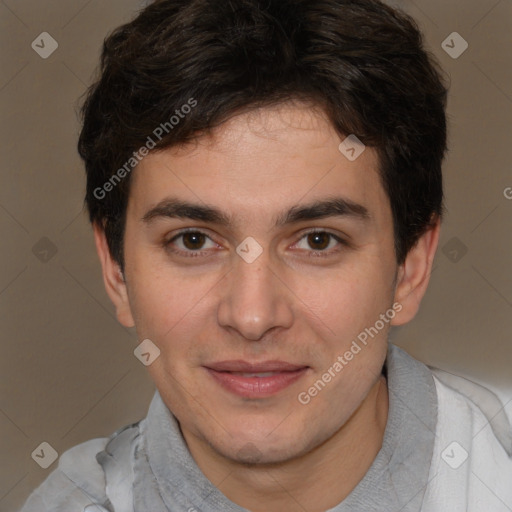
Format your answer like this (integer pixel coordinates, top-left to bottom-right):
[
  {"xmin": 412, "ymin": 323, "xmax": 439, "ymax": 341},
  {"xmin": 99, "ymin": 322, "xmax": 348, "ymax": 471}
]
[{"xmin": 127, "ymin": 103, "xmax": 390, "ymax": 230}]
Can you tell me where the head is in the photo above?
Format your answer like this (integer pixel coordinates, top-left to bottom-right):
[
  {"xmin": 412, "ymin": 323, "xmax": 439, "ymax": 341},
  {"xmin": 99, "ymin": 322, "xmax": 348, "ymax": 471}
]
[{"xmin": 80, "ymin": 0, "xmax": 447, "ymax": 465}]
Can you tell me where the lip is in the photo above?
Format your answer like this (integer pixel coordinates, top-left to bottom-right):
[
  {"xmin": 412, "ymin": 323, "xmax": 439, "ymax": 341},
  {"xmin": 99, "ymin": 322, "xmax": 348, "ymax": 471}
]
[
  {"xmin": 206, "ymin": 360, "xmax": 306, "ymax": 372},
  {"xmin": 204, "ymin": 360, "xmax": 309, "ymax": 398}
]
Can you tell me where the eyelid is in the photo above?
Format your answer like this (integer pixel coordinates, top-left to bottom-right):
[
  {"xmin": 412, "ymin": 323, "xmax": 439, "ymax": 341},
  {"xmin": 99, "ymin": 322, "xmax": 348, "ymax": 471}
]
[
  {"xmin": 291, "ymin": 228, "xmax": 349, "ymax": 254},
  {"xmin": 165, "ymin": 228, "xmax": 220, "ymax": 256},
  {"xmin": 167, "ymin": 227, "xmax": 216, "ymax": 242}
]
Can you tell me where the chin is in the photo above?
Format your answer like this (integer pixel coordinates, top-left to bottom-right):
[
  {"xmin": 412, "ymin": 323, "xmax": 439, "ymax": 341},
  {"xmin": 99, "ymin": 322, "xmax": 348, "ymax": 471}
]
[
  {"xmin": 223, "ymin": 438, "xmax": 306, "ymax": 466},
  {"xmin": 207, "ymin": 421, "xmax": 313, "ymax": 466}
]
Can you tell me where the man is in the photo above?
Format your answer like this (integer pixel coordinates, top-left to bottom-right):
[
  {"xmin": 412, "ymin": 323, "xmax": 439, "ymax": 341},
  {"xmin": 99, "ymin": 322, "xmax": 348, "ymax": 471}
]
[{"xmin": 21, "ymin": 0, "xmax": 512, "ymax": 511}]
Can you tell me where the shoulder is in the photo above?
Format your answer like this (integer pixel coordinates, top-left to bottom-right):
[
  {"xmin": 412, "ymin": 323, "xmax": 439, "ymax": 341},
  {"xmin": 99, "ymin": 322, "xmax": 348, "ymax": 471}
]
[
  {"xmin": 423, "ymin": 367, "xmax": 512, "ymax": 510},
  {"xmin": 431, "ymin": 368, "xmax": 512, "ymax": 455},
  {"xmin": 19, "ymin": 422, "xmax": 143, "ymax": 512},
  {"xmin": 19, "ymin": 437, "xmax": 109, "ymax": 511}
]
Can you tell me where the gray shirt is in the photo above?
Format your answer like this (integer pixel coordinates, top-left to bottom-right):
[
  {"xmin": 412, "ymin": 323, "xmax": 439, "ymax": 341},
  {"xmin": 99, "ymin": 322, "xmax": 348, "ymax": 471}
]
[{"xmin": 20, "ymin": 344, "xmax": 438, "ymax": 512}]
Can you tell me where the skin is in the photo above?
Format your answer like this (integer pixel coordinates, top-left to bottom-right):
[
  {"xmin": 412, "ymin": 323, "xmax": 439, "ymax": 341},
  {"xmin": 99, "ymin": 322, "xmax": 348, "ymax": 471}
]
[{"xmin": 94, "ymin": 102, "xmax": 439, "ymax": 512}]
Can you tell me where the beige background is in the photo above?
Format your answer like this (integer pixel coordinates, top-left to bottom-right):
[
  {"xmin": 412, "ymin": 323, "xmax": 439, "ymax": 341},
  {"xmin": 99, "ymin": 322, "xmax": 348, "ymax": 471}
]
[{"xmin": 1, "ymin": 0, "xmax": 511, "ymax": 510}]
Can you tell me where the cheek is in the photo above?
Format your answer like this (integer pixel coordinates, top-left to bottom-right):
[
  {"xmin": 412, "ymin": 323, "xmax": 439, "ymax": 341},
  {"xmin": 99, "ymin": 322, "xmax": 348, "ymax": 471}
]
[
  {"xmin": 127, "ymin": 253, "xmax": 216, "ymax": 341},
  {"xmin": 292, "ymin": 259, "xmax": 392, "ymax": 340}
]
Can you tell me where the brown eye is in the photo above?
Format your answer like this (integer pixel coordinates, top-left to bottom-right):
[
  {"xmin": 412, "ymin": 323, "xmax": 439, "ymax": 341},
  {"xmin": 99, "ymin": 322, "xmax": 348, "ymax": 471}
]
[
  {"xmin": 293, "ymin": 230, "xmax": 346, "ymax": 257},
  {"xmin": 307, "ymin": 232, "xmax": 331, "ymax": 251},
  {"xmin": 165, "ymin": 230, "xmax": 219, "ymax": 258},
  {"xmin": 181, "ymin": 232, "xmax": 207, "ymax": 250}
]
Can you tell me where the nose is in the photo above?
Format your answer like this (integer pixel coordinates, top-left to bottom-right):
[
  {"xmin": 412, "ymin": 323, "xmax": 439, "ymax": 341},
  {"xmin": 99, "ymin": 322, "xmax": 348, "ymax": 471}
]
[{"xmin": 217, "ymin": 249, "xmax": 294, "ymax": 341}]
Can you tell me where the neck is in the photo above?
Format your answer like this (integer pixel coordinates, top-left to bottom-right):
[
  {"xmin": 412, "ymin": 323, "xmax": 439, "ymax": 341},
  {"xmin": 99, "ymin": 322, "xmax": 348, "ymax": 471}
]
[{"xmin": 183, "ymin": 375, "xmax": 388, "ymax": 512}]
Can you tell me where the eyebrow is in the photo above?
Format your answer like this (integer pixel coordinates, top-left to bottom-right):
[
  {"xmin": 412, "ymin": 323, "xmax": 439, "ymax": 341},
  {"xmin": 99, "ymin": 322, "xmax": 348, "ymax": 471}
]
[{"xmin": 141, "ymin": 196, "xmax": 370, "ymax": 227}]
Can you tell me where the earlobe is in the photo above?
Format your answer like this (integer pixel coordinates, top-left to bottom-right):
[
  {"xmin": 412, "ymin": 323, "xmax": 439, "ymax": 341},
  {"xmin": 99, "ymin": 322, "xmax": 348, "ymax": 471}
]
[
  {"xmin": 93, "ymin": 223, "xmax": 135, "ymax": 328},
  {"xmin": 391, "ymin": 217, "xmax": 440, "ymax": 326}
]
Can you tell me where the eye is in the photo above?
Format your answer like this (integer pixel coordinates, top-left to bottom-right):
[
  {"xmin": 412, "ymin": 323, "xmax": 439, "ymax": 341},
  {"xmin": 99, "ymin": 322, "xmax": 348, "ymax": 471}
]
[
  {"xmin": 164, "ymin": 228, "xmax": 347, "ymax": 260},
  {"xmin": 165, "ymin": 229, "xmax": 219, "ymax": 256},
  {"xmin": 293, "ymin": 230, "xmax": 346, "ymax": 256}
]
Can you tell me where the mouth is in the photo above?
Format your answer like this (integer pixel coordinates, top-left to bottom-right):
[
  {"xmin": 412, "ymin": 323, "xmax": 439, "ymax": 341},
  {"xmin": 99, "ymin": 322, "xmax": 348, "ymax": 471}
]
[{"xmin": 204, "ymin": 360, "xmax": 309, "ymax": 398}]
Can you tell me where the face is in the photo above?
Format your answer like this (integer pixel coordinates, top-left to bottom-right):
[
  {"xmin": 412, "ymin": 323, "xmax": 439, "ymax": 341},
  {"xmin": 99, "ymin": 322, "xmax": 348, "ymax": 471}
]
[{"xmin": 97, "ymin": 102, "xmax": 432, "ymax": 465}]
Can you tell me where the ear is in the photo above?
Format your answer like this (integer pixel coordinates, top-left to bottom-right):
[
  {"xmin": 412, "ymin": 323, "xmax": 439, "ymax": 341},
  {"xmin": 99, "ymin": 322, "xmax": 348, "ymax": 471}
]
[
  {"xmin": 391, "ymin": 216, "xmax": 440, "ymax": 326},
  {"xmin": 93, "ymin": 223, "xmax": 135, "ymax": 328}
]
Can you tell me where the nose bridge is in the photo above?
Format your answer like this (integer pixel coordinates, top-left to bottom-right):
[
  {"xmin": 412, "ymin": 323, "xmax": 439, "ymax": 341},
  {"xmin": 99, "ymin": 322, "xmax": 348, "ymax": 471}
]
[{"xmin": 217, "ymin": 247, "xmax": 293, "ymax": 340}]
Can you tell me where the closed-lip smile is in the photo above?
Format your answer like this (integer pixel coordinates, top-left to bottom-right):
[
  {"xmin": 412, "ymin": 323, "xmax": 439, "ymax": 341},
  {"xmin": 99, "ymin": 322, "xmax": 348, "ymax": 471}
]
[{"xmin": 204, "ymin": 360, "xmax": 309, "ymax": 398}]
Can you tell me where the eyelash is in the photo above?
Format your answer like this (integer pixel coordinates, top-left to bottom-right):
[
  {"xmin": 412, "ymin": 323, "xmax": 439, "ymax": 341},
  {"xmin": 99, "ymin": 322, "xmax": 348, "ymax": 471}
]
[{"xmin": 164, "ymin": 228, "xmax": 348, "ymax": 259}]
